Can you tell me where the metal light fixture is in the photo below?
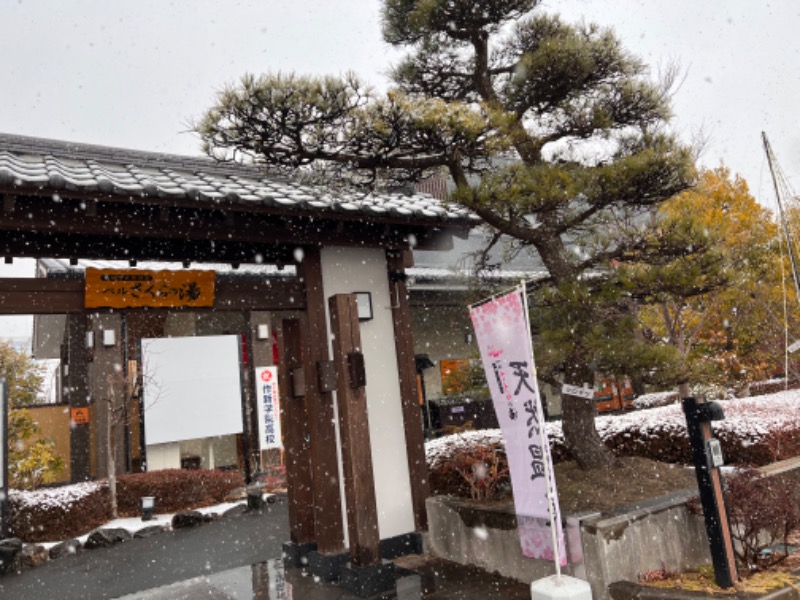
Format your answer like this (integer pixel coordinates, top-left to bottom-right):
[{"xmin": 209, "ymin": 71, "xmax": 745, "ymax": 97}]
[
  {"xmin": 355, "ymin": 292, "xmax": 373, "ymax": 321},
  {"xmin": 140, "ymin": 496, "xmax": 155, "ymax": 521}
]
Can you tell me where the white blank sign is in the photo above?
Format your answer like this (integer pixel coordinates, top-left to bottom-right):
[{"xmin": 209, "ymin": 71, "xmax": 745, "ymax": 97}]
[{"xmin": 142, "ymin": 335, "xmax": 244, "ymax": 445}]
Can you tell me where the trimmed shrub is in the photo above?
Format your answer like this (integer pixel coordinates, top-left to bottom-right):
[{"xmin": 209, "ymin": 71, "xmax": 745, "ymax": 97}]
[
  {"xmin": 8, "ymin": 482, "xmax": 111, "ymax": 543},
  {"xmin": 115, "ymin": 469, "xmax": 245, "ymax": 516},
  {"xmin": 725, "ymin": 468, "xmax": 800, "ymax": 571},
  {"xmin": 8, "ymin": 469, "xmax": 246, "ymax": 543}
]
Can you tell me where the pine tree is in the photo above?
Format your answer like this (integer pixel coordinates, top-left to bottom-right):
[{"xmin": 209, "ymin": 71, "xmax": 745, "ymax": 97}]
[{"xmin": 196, "ymin": 1, "xmax": 698, "ymax": 468}]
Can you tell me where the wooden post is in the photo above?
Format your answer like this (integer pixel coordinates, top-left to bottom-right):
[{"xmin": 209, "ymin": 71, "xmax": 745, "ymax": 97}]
[
  {"xmin": 683, "ymin": 397, "xmax": 738, "ymax": 588},
  {"xmin": 277, "ymin": 318, "xmax": 316, "ymax": 545},
  {"xmin": 386, "ymin": 250, "xmax": 430, "ymax": 530},
  {"xmin": 299, "ymin": 248, "xmax": 344, "ymax": 554},
  {"xmin": 328, "ymin": 294, "xmax": 381, "ymax": 567},
  {"xmin": 66, "ymin": 313, "xmax": 91, "ymax": 482}
]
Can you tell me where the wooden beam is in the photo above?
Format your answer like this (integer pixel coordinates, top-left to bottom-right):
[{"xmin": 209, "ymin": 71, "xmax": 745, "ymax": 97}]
[
  {"xmin": 278, "ymin": 318, "xmax": 317, "ymax": 545},
  {"xmin": 0, "ymin": 277, "xmax": 306, "ymax": 314},
  {"xmin": 328, "ymin": 294, "xmax": 381, "ymax": 567},
  {"xmin": 299, "ymin": 247, "xmax": 344, "ymax": 554},
  {"xmin": 0, "ymin": 191, "xmax": 465, "ymax": 260},
  {"xmin": 0, "ymin": 278, "xmax": 85, "ymax": 314},
  {"xmin": 387, "ymin": 250, "xmax": 430, "ymax": 531}
]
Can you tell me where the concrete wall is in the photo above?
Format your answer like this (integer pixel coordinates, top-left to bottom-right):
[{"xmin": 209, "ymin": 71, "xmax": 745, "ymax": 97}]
[
  {"xmin": 425, "ymin": 490, "xmax": 711, "ymax": 600},
  {"xmin": 320, "ymin": 246, "xmax": 415, "ymax": 540},
  {"xmin": 32, "ymin": 314, "xmax": 66, "ymax": 360}
]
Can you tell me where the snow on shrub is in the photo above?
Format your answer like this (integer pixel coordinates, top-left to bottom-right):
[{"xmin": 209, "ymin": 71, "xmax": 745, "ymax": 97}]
[
  {"xmin": 8, "ymin": 482, "xmax": 111, "ymax": 543},
  {"xmin": 8, "ymin": 469, "xmax": 246, "ymax": 543},
  {"xmin": 426, "ymin": 389, "xmax": 800, "ymax": 479},
  {"xmin": 632, "ymin": 391, "xmax": 679, "ymax": 410}
]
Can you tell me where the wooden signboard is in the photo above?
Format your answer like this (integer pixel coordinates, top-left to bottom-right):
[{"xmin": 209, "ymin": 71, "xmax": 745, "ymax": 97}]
[
  {"xmin": 85, "ymin": 268, "xmax": 215, "ymax": 308},
  {"xmin": 70, "ymin": 407, "xmax": 91, "ymax": 425}
]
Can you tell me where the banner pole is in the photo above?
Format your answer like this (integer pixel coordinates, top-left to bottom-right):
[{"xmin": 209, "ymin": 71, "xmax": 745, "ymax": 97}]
[{"xmin": 519, "ymin": 281, "xmax": 562, "ymax": 578}]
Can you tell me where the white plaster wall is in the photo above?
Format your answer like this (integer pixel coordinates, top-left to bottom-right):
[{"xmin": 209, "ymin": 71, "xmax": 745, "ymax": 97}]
[
  {"xmin": 146, "ymin": 442, "xmax": 181, "ymax": 470},
  {"xmin": 320, "ymin": 246, "xmax": 415, "ymax": 539}
]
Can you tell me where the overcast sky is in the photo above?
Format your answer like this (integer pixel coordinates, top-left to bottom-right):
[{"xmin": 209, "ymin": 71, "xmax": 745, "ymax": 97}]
[{"xmin": 1, "ymin": 0, "xmax": 799, "ymax": 339}]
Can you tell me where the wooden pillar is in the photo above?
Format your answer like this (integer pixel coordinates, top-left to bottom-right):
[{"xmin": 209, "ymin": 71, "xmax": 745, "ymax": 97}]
[
  {"xmin": 298, "ymin": 247, "xmax": 344, "ymax": 554},
  {"xmin": 66, "ymin": 313, "xmax": 91, "ymax": 482},
  {"xmin": 387, "ymin": 250, "xmax": 429, "ymax": 530},
  {"xmin": 277, "ymin": 318, "xmax": 316, "ymax": 545},
  {"xmin": 683, "ymin": 397, "xmax": 738, "ymax": 588},
  {"xmin": 328, "ymin": 294, "xmax": 381, "ymax": 567}
]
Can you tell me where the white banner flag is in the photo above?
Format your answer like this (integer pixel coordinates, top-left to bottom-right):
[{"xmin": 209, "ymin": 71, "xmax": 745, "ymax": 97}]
[
  {"xmin": 470, "ymin": 287, "xmax": 565, "ymax": 565},
  {"xmin": 255, "ymin": 366, "xmax": 282, "ymax": 450}
]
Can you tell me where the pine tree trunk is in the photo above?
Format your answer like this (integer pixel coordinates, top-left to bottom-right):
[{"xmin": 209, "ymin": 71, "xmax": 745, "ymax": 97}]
[
  {"xmin": 562, "ymin": 360, "xmax": 619, "ymax": 470},
  {"xmin": 561, "ymin": 395, "xmax": 619, "ymax": 469}
]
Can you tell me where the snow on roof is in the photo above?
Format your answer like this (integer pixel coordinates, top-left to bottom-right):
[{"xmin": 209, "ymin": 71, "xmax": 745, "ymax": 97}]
[{"xmin": 0, "ymin": 132, "xmax": 479, "ymax": 227}]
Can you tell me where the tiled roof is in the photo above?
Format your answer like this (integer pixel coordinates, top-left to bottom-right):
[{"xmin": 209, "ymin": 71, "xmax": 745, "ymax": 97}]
[{"xmin": 0, "ymin": 132, "xmax": 478, "ymax": 226}]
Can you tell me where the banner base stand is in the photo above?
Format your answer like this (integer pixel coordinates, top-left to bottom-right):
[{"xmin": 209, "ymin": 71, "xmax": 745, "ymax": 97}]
[{"xmin": 530, "ymin": 574, "xmax": 592, "ymax": 600}]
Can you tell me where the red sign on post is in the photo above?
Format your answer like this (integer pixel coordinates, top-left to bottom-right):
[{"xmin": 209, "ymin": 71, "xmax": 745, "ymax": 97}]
[{"xmin": 70, "ymin": 407, "xmax": 90, "ymax": 425}]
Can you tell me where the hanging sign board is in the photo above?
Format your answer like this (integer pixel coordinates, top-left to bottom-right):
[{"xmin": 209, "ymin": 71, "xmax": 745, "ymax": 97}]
[
  {"xmin": 255, "ymin": 366, "xmax": 282, "ymax": 450},
  {"xmin": 84, "ymin": 268, "xmax": 215, "ymax": 308},
  {"xmin": 470, "ymin": 288, "xmax": 566, "ymax": 565},
  {"xmin": 561, "ymin": 383, "xmax": 595, "ymax": 400}
]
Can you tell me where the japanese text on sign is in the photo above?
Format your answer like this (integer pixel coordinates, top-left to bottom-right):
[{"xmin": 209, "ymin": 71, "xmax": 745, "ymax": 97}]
[
  {"xmin": 85, "ymin": 268, "xmax": 215, "ymax": 308},
  {"xmin": 255, "ymin": 366, "xmax": 282, "ymax": 450}
]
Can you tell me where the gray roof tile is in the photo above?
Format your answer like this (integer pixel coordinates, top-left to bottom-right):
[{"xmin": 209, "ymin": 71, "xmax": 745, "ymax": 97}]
[{"xmin": 0, "ymin": 132, "xmax": 478, "ymax": 226}]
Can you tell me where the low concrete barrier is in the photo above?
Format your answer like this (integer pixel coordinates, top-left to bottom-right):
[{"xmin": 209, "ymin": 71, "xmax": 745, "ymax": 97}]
[{"xmin": 425, "ymin": 489, "xmax": 710, "ymax": 600}]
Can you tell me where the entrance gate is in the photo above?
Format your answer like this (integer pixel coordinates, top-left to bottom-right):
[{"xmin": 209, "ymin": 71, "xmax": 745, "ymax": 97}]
[{"xmin": 0, "ymin": 131, "xmax": 475, "ymax": 581}]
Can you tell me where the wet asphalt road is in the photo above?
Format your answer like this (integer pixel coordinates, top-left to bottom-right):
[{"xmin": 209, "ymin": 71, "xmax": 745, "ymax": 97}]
[{"xmin": 0, "ymin": 497, "xmax": 289, "ymax": 600}]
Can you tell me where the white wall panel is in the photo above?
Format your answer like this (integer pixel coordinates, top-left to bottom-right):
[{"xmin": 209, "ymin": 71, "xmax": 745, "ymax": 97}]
[{"xmin": 141, "ymin": 335, "xmax": 243, "ymax": 445}]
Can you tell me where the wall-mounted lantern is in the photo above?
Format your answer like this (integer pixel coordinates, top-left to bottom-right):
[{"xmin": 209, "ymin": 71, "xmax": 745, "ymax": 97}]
[
  {"xmin": 355, "ymin": 292, "xmax": 373, "ymax": 321},
  {"xmin": 256, "ymin": 324, "xmax": 270, "ymax": 340}
]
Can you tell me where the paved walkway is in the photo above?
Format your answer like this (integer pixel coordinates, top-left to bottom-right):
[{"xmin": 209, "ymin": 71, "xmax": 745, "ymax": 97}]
[
  {"xmin": 0, "ymin": 496, "xmax": 532, "ymax": 599},
  {"xmin": 112, "ymin": 554, "xmax": 532, "ymax": 600}
]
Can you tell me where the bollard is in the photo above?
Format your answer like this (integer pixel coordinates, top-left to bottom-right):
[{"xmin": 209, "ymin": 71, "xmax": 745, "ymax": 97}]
[{"xmin": 531, "ymin": 574, "xmax": 592, "ymax": 600}]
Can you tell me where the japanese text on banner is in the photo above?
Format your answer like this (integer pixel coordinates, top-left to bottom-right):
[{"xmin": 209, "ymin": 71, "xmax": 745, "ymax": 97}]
[{"xmin": 469, "ymin": 288, "xmax": 565, "ymax": 564}]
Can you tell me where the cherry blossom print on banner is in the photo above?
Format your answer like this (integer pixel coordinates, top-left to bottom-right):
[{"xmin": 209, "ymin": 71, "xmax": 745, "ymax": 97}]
[{"xmin": 469, "ymin": 287, "xmax": 565, "ymax": 565}]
